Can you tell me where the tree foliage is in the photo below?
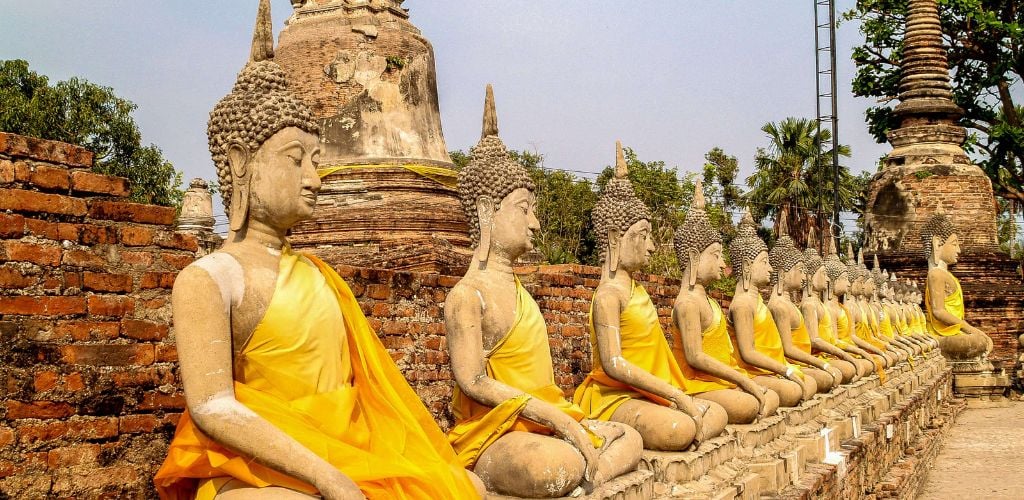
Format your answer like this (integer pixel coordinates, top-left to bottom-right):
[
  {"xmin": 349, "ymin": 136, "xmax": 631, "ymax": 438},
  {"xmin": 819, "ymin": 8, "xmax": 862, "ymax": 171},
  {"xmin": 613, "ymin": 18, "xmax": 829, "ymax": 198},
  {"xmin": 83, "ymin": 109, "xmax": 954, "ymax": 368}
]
[
  {"xmin": 744, "ymin": 117, "xmax": 857, "ymax": 250},
  {"xmin": 0, "ymin": 59, "xmax": 182, "ymax": 206},
  {"xmin": 843, "ymin": 0, "xmax": 1024, "ymax": 202}
]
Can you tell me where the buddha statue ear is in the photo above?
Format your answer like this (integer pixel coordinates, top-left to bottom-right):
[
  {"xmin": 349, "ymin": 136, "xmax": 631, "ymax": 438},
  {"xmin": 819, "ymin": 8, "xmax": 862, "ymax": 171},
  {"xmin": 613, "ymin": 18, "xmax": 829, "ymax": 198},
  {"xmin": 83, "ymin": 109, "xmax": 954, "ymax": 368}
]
[
  {"xmin": 929, "ymin": 235, "xmax": 943, "ymax": 267},
  {"xmin": 227, "ymin": 142, "xmax": 252, "ymax": 233},
  {"xmin": 687, "ymin": 248, "xmax": 700, "ymax": 287},
  {"xmin": 607, "ymin": 228, "xmax": 621, "ymax": 276},
  {"xmin": 476, "ymin": 195, "xmax": 496, "ymax": 265}
]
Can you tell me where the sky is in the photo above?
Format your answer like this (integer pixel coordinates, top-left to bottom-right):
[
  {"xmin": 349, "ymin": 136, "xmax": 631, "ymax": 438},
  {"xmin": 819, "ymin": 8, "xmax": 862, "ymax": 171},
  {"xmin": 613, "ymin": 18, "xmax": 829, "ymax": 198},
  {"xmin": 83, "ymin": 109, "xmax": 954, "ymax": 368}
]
[{"xmin": 0, "ymin": 0, "xmax": 891, "ymax": 229}]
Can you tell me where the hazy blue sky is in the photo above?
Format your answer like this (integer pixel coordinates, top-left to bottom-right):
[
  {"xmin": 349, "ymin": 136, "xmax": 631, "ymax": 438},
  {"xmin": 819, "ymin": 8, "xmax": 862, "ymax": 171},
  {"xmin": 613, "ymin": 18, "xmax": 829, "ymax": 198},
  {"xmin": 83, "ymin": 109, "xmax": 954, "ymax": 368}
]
[{"xmin": 1, "ymin": 1, "xmax": 889, "ymax": 229}]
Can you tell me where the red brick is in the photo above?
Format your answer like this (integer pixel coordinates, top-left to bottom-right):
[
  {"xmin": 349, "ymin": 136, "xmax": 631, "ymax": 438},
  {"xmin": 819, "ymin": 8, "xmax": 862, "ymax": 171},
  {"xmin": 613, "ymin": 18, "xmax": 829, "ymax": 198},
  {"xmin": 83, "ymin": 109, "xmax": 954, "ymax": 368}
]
[
  {"xmin": 118, "ymin": 226, "xmax": 155, "ymax": 246},
  {"xmin": 62, "ymin": 249, "xmax": 108, "ymax": 270},
  {"xmin": 64, "ymin": 372, "xmax": 85, "ymax": 392},
  {"xmin": 70, "ymin": 170, "xmax": 129, "ymax": 197},
  {"xmin": 47, "ymin": 444, "xmax": 100, "ymax": 468},
  {"xmin": 0, "ymin": 188, "xmax": 87, "ymax": 216},
  {"xmin": 88, "ymin": 200, "xmax": 175, "ymax": 226},
  {"xmin": 64, "ymin": 417, "xmax": 118, "ymax": 440},
  {"xmin": 27, "ymin": 165, "xmax": 70, "ymax": 191},
  {"xmin": 0, "ymin": 460, "xmax": 14, "ymax": 479},
  {"xmin": 2, "ymin": 241, "xmax": 61, "ymax": 266},
  {"xmin": 0, "ymin": 266, "xmax": 36, "ymax": 289},
  {"xmin": 0, "ymin": 159, "xmax": 13, "ymax": 184},
  {"xmin": 17, "ymin": 421, "xmax": 68, "ymax": 446},
  {"xmin": 118, "ymin": 414, "xmax": 159, "ymax": 434},
  {"xmin": 0, "ymin": 132, "xmax": 94, "ymax": 168},
  {"xmin": 60, "ymin": 344, "xmax": 154, "ymax": 366},
  {"xmin": 120, "ymin": 250, "xmax": 154, "ymax": 267},
  {"xmin": 155, "ymin": 232, "xmax": 199, "ymax": 252},
  {"xmin": 54, "ymin": 320, "xmax": 120, "ymax": 341},
  {"xmin": 0, "ymin": 296, "xmax": 86, "ymax": 316},
  {"xmin": 78, "ymin": 223, "xmax": 116, "ymax": 245},
  {"xmin": 0, "ymin": 427, "xmax": 13, "ymax": 448},
  {"xmin": 111, "ymin": 368, "xmax": 157, "ymax": 388},
  {"xmin": 0, "ymin": 213, "xmax": 25, "ymax": 237},
  {"xmin": 33, "ymin": 371, "xmax": 59, "ymax": 392},
  {"xmin": 140, "ymin": 272, "xmax": 177, "ymax": 290},
  {"xmin": 366, "ymin": 284, "xmax": 390, "ymax": 300},
  {"xmin": 121, "ymin": 319, "xmax": 168, "ymax": 341},
  {"xmin": 86, "ymin": 295, "xmax": 135, "ymax": 317},
  {"xmin": 155, "ymin": 344, "xmax": 177, "ymax": 362},
  {"xmin": 137, "ymin": 391, "xmax": 185, "ymax": 411},
  {"xmin": 160, "ymin": 252, "xmax": 194, "ymax": 270},
  {"xmin": 82, "ymin": 271, "xmax": 132, "ymax": 293},
  {"xmin": 5, "ymin": 401, "xmax": 75, "ymax": 419}
]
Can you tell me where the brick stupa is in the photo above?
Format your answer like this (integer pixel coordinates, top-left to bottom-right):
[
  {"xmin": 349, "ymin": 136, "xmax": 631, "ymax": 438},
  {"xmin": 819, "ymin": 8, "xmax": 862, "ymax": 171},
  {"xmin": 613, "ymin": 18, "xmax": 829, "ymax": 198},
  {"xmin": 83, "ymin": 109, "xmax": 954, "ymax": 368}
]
[
  {"xmin": 277, "ymin": 0, "xmax": 471, "ymax": 274},
  {"xmin": 862, "ymin": 0, "xmax": 1021, "ymax": 391}
]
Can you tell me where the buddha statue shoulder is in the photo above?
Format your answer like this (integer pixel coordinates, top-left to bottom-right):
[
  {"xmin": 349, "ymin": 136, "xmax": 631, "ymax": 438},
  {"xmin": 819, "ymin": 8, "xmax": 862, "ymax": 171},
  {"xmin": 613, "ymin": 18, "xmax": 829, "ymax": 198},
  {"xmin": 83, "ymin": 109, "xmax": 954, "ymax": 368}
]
[
  {"xmin": 921, "ymin": 210, "xmax": 994, "ymax": 360},
  {"xmin": 843, "ymin": 248, "xmax": 893, "ymax": 369},
  {"xmin": 725, "ymin": 209, "xmax": 807, "ymax": 407},
  {"xmin": 821, "ymin": 238, "xmax": 875, "ymax": 378},
  {"xmin": 154, "ymin": 2, "xmax": 480, "ymax": 499},
  {"xmin": 800, "ymin": 230, "xmax": 859, "ymax": 383},
  {"xmin": 668, "ymin": 180, "xmax": 777, "ymax": 424},
  {"xmin": 445, "ymin": 87, "xmax": 642, "ymax": 498},
  {"xmin": 766, "ymin": 219, "xmax": 836, "ymax": 394},
  {"xmin": 572, "ymin": 158, "xmax": 731, "ymax": 452}
]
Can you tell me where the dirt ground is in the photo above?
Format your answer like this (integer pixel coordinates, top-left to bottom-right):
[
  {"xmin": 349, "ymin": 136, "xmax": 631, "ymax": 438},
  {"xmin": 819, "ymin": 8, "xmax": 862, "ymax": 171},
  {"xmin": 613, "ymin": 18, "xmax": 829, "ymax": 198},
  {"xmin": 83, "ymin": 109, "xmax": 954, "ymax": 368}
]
[{"xmin": 918, "ymin": 402, "xmax": 1024, "ymax": 499}]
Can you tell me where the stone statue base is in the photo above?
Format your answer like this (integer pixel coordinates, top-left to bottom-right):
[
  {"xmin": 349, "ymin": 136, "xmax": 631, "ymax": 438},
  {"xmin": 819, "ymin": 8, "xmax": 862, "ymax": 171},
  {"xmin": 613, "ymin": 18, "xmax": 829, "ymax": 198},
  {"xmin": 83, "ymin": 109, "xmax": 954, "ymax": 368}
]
[{"xmin": 950, "ymin": 359, "xmax": 1010, "ymax": 404}]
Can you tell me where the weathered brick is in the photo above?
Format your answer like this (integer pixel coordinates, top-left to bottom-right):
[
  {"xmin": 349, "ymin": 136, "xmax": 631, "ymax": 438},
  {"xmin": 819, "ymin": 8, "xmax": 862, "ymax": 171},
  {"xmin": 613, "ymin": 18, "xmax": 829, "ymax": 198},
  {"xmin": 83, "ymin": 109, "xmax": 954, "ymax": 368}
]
[
  {"xmin": 54, "ymin": 321, "xmax": 120, "ymax": 341},
  {"xmin": 120, "ymin": 250, "xmax": 155, "ymax": 268},
  {"xmin": 26, "ymin": 165, "xmax": 71, "ymax": 191},
  {"xmin": 118, "ymin": 226, "xmax": 155, "ymax": 246},
  {"xmin": 120, "ymin": 319, "xmax": 168, "ymax": 341},
  {"xmin": 70, "ymin": 171, "xmax": 128, "ymax": 197},
  {"xmin": 61, "ymin": 249, "xmax": 108, "ymax": 270},
  {"xmin": 155, "ymin": 344, "xmax": 177, "ymax": 363},
  {"xmin": 46, "ymin": 444, "xmax": 100, "ymax": 468},
  {"xmin": 0, "ymin": 188, "xmax": 87, "ymax": 216},
  {"xmin": 0, "ymin": 427, "xmax": 14, "ymax": 448},
  {"xmin": 160, "ymin": 252, "xmax": 194, "ymax": 270},
  {"xmin": 118, "ymin": 414, "xmax": 159, "ymax": 434},
  {"xmin": 88, "ymin": 200, "xmax": 175, "ymax": 226},
  {"xmin": 33, "ymin": 371, "xmax": 59, "ymax": 393},
  {"xmin": 0, "ymin": 132, "xmax": 94, "ymax": 168},
  {"xmin": 86, "ymin": 295, "xmax": 135, "ymax": 317},
  {"xmin": 0, "ymin": 213, "xmax": 26, "ymax": 237},
  {"xmin": 2, "ymin": 241, "xmax": 61, "ymax": 266},
  {"xmin": 155, "ymin": 232, "xmax": 199, "ymax": 252},
  {"xmin": 5, "ymin": 401, "xmax": 75, "ymax": 419},
  {"xmin": 137, "ymin": 391, "xmax": 185, "ymax": 411},
  {"xmin": 0, "ymin": 266, "xmax": 37, "ymax": 289},
  {"xmin": 78, "ymin": 224, "xmax": 116, "ymax": 245},
  {"xmin": 0, "ymin": 159, "xmax": 13, "ymax": 184},
  {"xmin": 82, "ymin": 271, "xmax": 132, "ymax": 293},
  {"xmin": 140, "ymin": 272, "xmax": 176, "ymax": 290},
  {"xmin": 0, "ymin": 296, "xmax": 86, "ymax": 316},
  {"xmin": 60, "ymin": 344, "xmax": 154, "ymax": 366}
]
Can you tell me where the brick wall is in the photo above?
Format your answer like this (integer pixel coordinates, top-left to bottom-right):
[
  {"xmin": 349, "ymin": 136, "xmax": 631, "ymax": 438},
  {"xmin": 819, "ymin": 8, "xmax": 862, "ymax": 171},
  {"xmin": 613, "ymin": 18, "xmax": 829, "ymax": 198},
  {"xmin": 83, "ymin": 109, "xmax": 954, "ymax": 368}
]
[{"xmin": 0, "ymin": 133, "xmax": 196, "ymax": 498}]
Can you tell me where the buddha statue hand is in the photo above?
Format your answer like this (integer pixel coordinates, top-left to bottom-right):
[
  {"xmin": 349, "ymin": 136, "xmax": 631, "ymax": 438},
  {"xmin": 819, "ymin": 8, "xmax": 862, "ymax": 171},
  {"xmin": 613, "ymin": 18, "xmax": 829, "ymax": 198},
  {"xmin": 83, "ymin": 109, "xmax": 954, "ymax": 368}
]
[
  {"xmin": 317, "ymin": 470, "xmax": 366, "ymax": 500},
  {"xmin": 824, "ymin": 363, "xmax": 843, "ymax": 386},
  {"xmin": 562, "ymin": 419, "xmax": 600, "ymax": 491},
  {"xmin": 754, "ymin": 387, "xmax": 773, "ymax": 418},
  {"xmin": 670, "ymin": 392, "xmax": 705, "ymax": 446}
]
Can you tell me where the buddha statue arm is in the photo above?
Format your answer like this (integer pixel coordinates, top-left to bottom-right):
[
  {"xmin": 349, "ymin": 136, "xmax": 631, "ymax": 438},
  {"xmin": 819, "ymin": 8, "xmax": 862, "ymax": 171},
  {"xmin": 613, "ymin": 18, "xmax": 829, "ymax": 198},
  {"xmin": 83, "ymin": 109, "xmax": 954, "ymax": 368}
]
[
  {"xmin": 802, "ymin": 300, "xmax": 852, "ymax": 361},
  {"xmin": 926, "ymin": 268, "xmax": 983, "ymax": 335},
  {"xmin": 593, "ymin": 289, "xmax": 701, "ymax": 418},
  {"xmin": 673, "ymin": 299, "xmax": 768, "ymax": 406},
  {"xmin": 730, "ymin": 296, "xmax": 795, "ymax": 379},
  {"xmin": 445, "ymin": 285, "xmax": 599, "ymax": 474},
  {"xmin": 172, "ymin": 266, "xmax": 363, "ymax": 500},
  {"xmin": 770, "ymin": 299, "xmax": 830, "ymax": 371}
]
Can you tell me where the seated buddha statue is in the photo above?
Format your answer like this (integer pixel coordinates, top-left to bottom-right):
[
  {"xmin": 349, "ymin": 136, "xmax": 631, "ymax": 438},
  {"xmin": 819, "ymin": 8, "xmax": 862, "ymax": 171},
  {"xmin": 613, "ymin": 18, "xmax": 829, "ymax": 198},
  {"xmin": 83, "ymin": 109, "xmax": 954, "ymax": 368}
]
[
  {"xmin": 821, "ymin": 238, "xmax": 876, "ymax": 378},
  {"xmin": 901, "ymin": 279, "xmax": 937, "ymax": 350},
  {"xmin": 445, "ymin": 87, "xmax": 642, "ymax": 498},
  {"xmin": 765, "ymin": 220, "xmax": 836, "ymax": 393},
  {"xmin": 668, "ymin": 180, "xmax": 778, "ymax": 424},
  {"xmin": 800, "ymin": 230, "xmax": 859, "ymax": 384},
  {"xmin": 573, "ymin": 150, "xmax": 730, "ymax": 450},
  {"xmin": 844, "ymin": 250, "xmax": 894, "ymax": 369},
  {"xmin": 726, "ymin": 209, "xmax": 810, "ymax": 407},
  {"xmin": 154, "ymin": 3, "xmax": 480, "ymax": 499},
  {"xmin": 921, "ymin": 211, "xmax": 994, "ymax": 361},
  {"xmin": 879, "ymin": 271, "xmax": 922, "ymax": 356},
  {"xmin": 868, "ymin": 263, "xmax": 911, "ymax": 362}
]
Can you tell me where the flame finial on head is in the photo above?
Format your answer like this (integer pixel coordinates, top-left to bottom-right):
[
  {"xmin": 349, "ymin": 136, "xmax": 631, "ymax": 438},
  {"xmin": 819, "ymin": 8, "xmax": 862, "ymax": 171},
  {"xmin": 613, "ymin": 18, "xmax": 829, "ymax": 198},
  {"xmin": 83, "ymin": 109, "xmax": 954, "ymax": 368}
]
[
  {"xmin": 250, "ymin": 0, "xmax": 274, "ymax": 62},
  {"xmin": 693, "ymin": 177, "xmax": 706, "ymax": 210},
  {"xmin": 482, "ymin": 84, "xmax": 498, "ymax": 139},
  {"xmin": 614, "ymin": 140, "xmax": 628, "ymax": 179}
]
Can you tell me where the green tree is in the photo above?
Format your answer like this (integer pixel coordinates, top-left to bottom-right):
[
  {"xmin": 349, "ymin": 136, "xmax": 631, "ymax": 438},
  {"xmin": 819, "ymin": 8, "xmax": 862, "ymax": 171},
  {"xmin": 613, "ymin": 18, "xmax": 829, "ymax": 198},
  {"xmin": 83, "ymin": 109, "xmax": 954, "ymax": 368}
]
[
  {"xmin": 0, "ymin": 59, "xmax": 182, "ymax": 206},
  {"xmin": 702, "ymin": 147, "xmax": 742, "ymax": 240},
  {"xmin": 744, "ymin": 117, "xmax": 856, "ymax": 249},
  {"xmin": 843, "ymin": 0, "xmax": 1024, "ymax": 202}
]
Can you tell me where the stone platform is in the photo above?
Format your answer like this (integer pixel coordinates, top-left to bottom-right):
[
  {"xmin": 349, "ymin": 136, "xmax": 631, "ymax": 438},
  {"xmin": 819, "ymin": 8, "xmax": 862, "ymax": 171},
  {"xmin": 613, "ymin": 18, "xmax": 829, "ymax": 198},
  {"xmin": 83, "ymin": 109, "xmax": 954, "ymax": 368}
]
[{"xmin": 490, "ymin": 352, "xmax": 956, "ymax": 499}]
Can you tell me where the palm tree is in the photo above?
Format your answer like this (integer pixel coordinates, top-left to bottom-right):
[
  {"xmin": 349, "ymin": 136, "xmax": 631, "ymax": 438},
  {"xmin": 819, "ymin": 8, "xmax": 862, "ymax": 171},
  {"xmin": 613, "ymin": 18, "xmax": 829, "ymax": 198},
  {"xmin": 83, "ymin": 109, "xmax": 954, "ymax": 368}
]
[{"xmin": 744, "ymin": 117, "xmax": 856, "ymax": 250}]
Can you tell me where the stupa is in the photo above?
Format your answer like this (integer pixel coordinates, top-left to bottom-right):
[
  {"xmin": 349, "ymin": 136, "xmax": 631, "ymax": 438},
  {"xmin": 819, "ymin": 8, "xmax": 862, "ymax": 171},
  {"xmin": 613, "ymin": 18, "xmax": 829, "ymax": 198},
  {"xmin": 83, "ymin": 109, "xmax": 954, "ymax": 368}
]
[
  {"xmin": 862, "ymin": 0, "xmax": 1020, "ymax": 395},
  {"xmin": 277, "ymin": 0, "xmax": 471, "ymax": 273}
]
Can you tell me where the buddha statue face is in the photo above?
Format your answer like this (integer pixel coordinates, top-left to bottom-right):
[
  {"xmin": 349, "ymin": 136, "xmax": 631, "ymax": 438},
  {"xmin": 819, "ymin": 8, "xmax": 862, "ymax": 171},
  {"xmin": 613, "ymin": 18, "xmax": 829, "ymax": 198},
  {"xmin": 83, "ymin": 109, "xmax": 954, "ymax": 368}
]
[
  {"xmin": 783, "ymin": 264, "xmax": 803, "ymax": 291},
  {"xmin": 236, "ymin": 127, "xmax": 321, "ymax": 233},
  {"xmin": 696, "ymin": 242, "xmax": 726, "ymax": 284},
  {"xmin": 485, "ymin": 187, "xmax": 540, "ymax": 261},
  {"xmin": 617, "ymin": 219, "xmax": 655, "ymax": 272},
  {"xmin": 750, "ymin": 251, "xmax": 772, "ymax": 288},
  {"xmin": 674, "ymin": 179, "xmax": 723, "ymax": 287},
  {"xmin": 861, "ymin": 275, "xmax": 875, "ymax": 297},
  {"xmin": 921, "ymin": 209, "xmax": 958, "ymax": 266},
  {"xmin": 833, "ymin": 271, "xmax": 850, "ymax": 296},
  {"xmin": 811, "ymin": 266, "xmax": 828, "ymax": 292},
  {"xmin": 934, "ymin": 233, "xmax": 960, "ymax": 265}
]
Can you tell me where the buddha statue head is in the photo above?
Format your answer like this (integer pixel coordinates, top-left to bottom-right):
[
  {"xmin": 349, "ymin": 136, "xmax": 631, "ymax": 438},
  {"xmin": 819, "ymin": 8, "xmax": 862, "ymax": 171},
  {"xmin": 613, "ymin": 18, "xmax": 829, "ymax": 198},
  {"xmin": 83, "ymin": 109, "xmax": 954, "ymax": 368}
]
[
  {"xmin": 856, "ymin": 249, "xmax": 874, "ymax": 298},
  {"xmin": 593, "ymin": 142, "xmax": 653, "ymax": 275},
  {"xmin": 768, "ymin": 216, "xmax": 803, "ymax": 293},
  {"xmin": 674, "ymin": 178, "xmax": 723, "ymax": 287},
  {"xmin": 920, "ymin": 207, "xmax": 959, "ymax": 267},
  {"xmin": 843, "ymin": 242, "xmax": 863, "ymax": 297},
  {"xmin": 210, "ymin": 0, "xmax": 321, "ymax": 235},
  {"xmin": 803, "ymin": 227, "xmax": 827, "ymax": 293},
  {"xmin": 457, "ymin": 85, "xmax": 537, "ymax": 266},
  {"xmin": 729, "ymin": 208, "xmax": 771, "ymax": 291},
  {"xmin": 823, "ymin": 236, "xmax": 849, "ymax": 296},
  {"xmin": 871, "ymin": 255, "xmax": 886, "ymax": 298}
]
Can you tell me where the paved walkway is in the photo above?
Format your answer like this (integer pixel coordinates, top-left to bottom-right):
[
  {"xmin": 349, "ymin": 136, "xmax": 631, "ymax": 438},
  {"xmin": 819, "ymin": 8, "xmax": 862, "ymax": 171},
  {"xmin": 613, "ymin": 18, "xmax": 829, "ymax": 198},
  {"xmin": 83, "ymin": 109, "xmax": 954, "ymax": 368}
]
[{"xmin": 918, "ymin": 402, "xmax": 1024, "ymax": 499}]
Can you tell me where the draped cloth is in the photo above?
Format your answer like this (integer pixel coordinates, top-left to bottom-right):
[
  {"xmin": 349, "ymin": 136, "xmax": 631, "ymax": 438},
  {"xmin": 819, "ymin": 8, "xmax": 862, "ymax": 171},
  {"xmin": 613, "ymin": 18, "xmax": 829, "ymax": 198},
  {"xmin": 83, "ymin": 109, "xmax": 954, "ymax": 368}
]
[
  {"xmin": 728, "ymin": 294, "xmax": 801, "ymax": 378},
  {"xmin": 835, "ymin": 304, "xmax": 855, "ymax": 350},
  {"xmin": 671, "ymin": 298, "xmax": 741, "ymax": 394},
  {"xmin": 791, "ymin": 311, "xmax": 812, "ymax": 354},
  {"xmin": 925, "ymin": 269, "xmax": 964, "ymax": 337},
  {"xmin": 448, "ymin": 277, "xmax": 601, "ymax": 469},
  {"xmin": 154, "ymin": 249, "xmax": 478, "ymax": 500}
]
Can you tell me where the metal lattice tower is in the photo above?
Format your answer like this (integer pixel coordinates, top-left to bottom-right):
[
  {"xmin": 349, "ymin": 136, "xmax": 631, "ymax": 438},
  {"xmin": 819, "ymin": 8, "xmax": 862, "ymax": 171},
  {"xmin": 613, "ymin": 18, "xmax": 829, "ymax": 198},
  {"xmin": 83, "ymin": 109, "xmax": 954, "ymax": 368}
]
[{"xmin": 814, "ymin": 0, "xmax": 840, "ymax": 247}]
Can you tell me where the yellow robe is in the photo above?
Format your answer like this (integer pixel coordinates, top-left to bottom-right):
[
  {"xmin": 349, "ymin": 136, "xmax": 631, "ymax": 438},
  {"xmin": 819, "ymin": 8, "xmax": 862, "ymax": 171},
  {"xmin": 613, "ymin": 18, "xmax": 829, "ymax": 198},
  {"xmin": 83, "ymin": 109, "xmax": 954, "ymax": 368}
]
[
  {"xmin": 448, "ymin": 277, "xmax": 600, "ymax": 469},
  {"xmin": 791, "ymin": 310, "xmax": 812, "ymax": 355},
  {"xmin": 154, "ymin": 250, "xmax": 477, "ymax": 500},
  {"xmin": 878, "ymin": 307, "xmax": 895, "ymax": 341},
  {"xmin": 728, "ymin": 294, "xmax": 796, "ymax": 377},
  {"xmin": 925, "ymin": 269, "xmax": 964, "ymax": 337},
  {"xmin": 835, "ymin": 303, "xmax": 855, "ymax": 349},
  {"xmin": 671, "ymin": 298, "xmax": 742, "ymax": 393}
]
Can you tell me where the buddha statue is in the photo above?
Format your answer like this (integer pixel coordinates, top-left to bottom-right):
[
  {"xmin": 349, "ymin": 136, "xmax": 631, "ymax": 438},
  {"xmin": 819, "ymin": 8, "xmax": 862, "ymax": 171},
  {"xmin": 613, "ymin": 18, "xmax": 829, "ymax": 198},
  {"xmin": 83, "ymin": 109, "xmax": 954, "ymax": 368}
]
[
  {"xmin": 844, "ymin": 248, "xmax": 894, "ymax": 368},
  {"xmin": 766, "ymin": 219, "xmax": 837, "ymax": 393},
  {"xmin": 821, "ymin": 238, "xmax": 876, "ymax": 377},
  {"xmin": 726, "ymin": 209, "xmax": 810, "ymax": 407},
  {"xmin": 921, "ymin": 210, "xmax": 994, "ymax": 360},
  {"xmin": 445, "ymin": 87, "xmax": 642, "ymax": 498},
  {"xmin": 154, "ymin": 2, "xmax": 480, "ymax": 499},
  {"xmin": 668, "ymin": 180, "xmax": 778, "ymax": 424},
  {"xmin": 869, "ymin": 262, "xmax": 911, "ymax": 362},
  {"xmin": 800, "ymin": 229, "xmax": 859, "ymax": 384},
  {"xmin": 880, "ymin": 270, "xmax": 923, "ymax": 356},
  {"xmin": 573, "ymin": 150, "xmax": 731, "ymax": 450}
]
